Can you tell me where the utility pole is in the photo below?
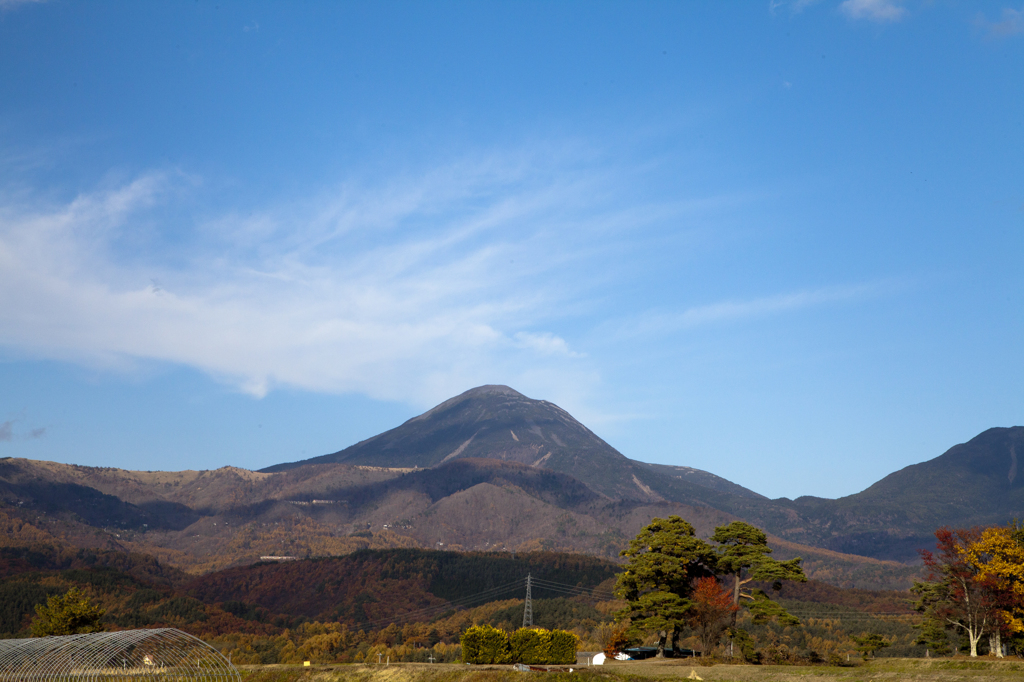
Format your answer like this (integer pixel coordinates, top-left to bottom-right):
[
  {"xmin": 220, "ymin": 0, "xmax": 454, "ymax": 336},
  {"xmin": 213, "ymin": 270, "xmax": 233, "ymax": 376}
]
[{"xmin": 523, "ymin": 573, "xmax": 533, "ymax": 628}]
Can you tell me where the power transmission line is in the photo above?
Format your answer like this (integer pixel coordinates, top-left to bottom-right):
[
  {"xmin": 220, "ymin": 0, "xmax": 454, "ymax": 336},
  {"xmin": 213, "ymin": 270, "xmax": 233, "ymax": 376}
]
[
  {"xmin": 348, "ymin": 578, "xmax": 526, "ymax": 629},
  {"xmin": 529, "ymin": 577, "xmax": 616, "ymax": 600},
  {"xmin": 346, "ymin": 575, "xmax": 616, "ymax": 631},
  {"xmin": 343, "ymin": 572, "xmax": 916, "ymax": 633}
]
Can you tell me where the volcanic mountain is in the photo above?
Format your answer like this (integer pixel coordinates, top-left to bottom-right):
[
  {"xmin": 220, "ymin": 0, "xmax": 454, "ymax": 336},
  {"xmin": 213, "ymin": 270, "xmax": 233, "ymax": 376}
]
[
  {"xmin": 0, "ymin": 383, "xmax": 1020, "ymax": 586},
  {"xmin": 262, "ymin": 384, "xmax": 765, "ymax": 504},
  {"xmin": 263, "ymin": 386, "xmax": 1024, "ymax": 563}
]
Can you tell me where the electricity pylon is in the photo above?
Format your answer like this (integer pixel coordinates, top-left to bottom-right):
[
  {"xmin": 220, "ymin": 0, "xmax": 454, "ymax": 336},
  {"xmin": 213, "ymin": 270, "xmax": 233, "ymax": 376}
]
[{"xmin": 523, "ymin": 573, "xmax": 533, "ymax": 627}]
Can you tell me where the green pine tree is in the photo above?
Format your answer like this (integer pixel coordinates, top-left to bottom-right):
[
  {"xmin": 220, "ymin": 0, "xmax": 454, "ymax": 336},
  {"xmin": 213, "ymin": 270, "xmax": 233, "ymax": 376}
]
[
  {"xmin": 31, "ymin": 587, "xmax": 105, "ymax": 636},
  {"xmin": 851, "ymin": 633, "xmax": 890, "ymax": 658},
  {"xmin": 614, "ymin": 515, "xmax": 717, "ymax": 657},
  {"xmin": 711, "ymin": 521, "xmax": 806, "ymax": 625}
]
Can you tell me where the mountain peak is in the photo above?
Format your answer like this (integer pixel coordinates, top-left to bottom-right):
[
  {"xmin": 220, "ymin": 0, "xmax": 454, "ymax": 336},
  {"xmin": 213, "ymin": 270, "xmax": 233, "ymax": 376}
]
[
  {"xmin": 410, "ymin": 384, "xmax": 527, "ymax": 423},
  {"xmin": 463, "ymin": 384, "xmax": 523, "ymax": 397},
  {"xmin": 259, "ymin": 384, "xmax": 631, "ymax": 483},
  {"xmin": 258, "ymin": 384, "xmax": 766, "ymax": 504}
]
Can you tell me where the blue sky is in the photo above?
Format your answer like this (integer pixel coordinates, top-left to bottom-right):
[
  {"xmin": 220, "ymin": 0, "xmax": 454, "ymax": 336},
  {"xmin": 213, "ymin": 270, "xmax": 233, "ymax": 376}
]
[{"xmin": 0, "ymin": 0, "xmax": 1021, "ymax": 500}]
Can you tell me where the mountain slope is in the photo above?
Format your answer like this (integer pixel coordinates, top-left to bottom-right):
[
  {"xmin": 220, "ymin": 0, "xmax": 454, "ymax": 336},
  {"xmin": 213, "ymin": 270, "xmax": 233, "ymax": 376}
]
[
  {"xmin": 659, "ymin": 427, "xmax": 1024, "ymax": 562},
  {"xmin": 0, "ymin": 453, "xmax": 916, "ymax": 588},
  {"xmin": 261, "ymin": 386, "xmax": 1024, "ymax": 563},
  {"xmin": 778, "ymin": 426, "xmax": 1024, "ymax": 559},
  {"xmin": 4, "ymin": 383, "xmax": 1020, "ymax": 576},
  {"xmin": 262, "ymin": 384, "xmax": 765, "ymax": 503},
  {"xmin": 262, "ymin": 385, "xmax": 1015, "ymax": 561}
]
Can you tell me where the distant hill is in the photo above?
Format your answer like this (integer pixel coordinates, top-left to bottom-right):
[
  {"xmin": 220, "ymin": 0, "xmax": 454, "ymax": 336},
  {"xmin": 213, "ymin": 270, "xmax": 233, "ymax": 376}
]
[
  {"xmin": 0, "ymin": 543, "xmax": 916, "ymax": 666},
  {"xmin": 768, "ymin": 426, "xmax": 1024, "ymax": 560},
  {"xmin": 0, "ymin": 544, "xmax": 277, "ymax": 638},
  {"xmin": 0, "ymin": 454, "xmax": 744, "ymax": 572},
  {"xmin": 184, "ymin": 548, "xmax": 620, "ymax": 625},
  {"xmin": 0, "ymin": 453, "xmax": 917, "ymax": 588},
  {"xmin": 1, "ymin": 384, "xmax": 1019, "ymax": 579}
]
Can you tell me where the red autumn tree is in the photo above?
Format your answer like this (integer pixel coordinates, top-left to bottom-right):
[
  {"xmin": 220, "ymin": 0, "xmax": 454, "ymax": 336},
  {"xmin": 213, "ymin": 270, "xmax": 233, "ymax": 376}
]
[
  {"xmin": 913, "ymin": 527, "xmax": 999, "ymax": 657},
  {"xmin": 688, "ymin": 577, "xmax": 737, "ymax": 656}
]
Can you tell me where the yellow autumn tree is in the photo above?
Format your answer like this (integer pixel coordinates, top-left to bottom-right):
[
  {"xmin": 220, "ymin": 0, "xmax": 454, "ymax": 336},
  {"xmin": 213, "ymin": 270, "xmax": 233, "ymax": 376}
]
[{"xmin": 961, "ymin": 525, "xmax": 1024, "ymax": 649}]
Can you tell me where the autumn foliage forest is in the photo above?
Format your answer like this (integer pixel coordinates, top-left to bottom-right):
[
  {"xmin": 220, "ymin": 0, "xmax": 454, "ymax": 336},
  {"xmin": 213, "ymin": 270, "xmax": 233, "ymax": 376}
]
[{"xmin": 2, "ymin": 517, "xmax": 1023, "ymax": 665}]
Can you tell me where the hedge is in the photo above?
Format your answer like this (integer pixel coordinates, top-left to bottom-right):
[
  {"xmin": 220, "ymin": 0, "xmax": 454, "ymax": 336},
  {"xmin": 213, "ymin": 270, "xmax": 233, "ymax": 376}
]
[
  {"xmin": 461, "ymin": 625, "xmax": 511, "ymax": 664},
  {"xmin": 461, "ymin": 626, "xmax": 578, "ymax": 664},
  {"xmin": 510, "ymin": 628, "xmax": 550, "ymax": 664},
  {"xmin": 547, "ymin": 629, "xmax": 578, "ymax": 664}
]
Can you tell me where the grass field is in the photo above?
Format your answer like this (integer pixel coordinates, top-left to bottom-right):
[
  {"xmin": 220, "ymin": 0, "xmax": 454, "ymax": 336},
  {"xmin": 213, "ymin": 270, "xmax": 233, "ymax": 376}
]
[{"xmin": 239, "ymin": 657, "xmax": 1024, "ymax": 682}]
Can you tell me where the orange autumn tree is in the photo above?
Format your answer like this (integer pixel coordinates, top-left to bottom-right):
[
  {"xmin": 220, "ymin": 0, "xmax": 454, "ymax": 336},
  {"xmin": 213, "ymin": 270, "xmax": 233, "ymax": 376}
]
[
  {"xmin": 688, "ymin": 577, "xmax": 737, "ymax": 655},
  {"xmin": 961, "ymin": 524, "xmax": 1024, "ymax": 657},
  {"xmin": 912, "ymin": 526, "xmax": 1024, "ymax": 658}
]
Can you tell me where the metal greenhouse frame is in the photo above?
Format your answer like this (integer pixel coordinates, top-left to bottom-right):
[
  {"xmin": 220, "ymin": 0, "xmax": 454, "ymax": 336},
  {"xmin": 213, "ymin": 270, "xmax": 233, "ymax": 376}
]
[{"xmin": 0, "ymin": 629, "xmax": 240, "ymax": 682}]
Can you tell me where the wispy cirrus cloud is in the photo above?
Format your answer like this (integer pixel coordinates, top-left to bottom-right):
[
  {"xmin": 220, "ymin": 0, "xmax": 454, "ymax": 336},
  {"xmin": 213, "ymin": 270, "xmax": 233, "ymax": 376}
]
[
  {"xmin": 840, "ymin": 0, "xmax": 907, "ymax": 22},
  {"xmin": 0, "ymin": 152, "xmax": 637, "ymax": 408},
  {"xmin": 602, "ymin": 283, "xmax": 888, "ymax": 342},
  {"xmin": 0, "ymin": 0, "xmax": 45, "ymax": 11},
  {"xmin": 976, "ymin": 6, "xmax": 1024, "ymax": 37},
  {"xmin": 769, "ymin": 0, "xmax": 822, "ymax": 15},
  {"xmin": 0, "ymin": 144, "xmax": 891, "ymax": 419}
]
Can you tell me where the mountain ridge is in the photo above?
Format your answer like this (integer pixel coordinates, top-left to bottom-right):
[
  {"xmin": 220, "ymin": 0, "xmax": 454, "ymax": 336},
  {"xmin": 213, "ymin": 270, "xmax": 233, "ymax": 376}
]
[
  {"xmin": 259, "ymin": 385, "xmax": 1024, "ymax": 563},
  {"xmin": 261, "ymin": 384, "xmax": 766, "ymax": 502},
  {"xmin": 1, "ymin": 384, "xmax": 1020, "ymax": 581}
]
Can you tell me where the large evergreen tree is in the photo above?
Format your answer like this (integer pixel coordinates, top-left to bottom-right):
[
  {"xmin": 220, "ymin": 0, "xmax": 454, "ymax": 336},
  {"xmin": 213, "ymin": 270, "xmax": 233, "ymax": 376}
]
[
  {"xmin": 710, "ymin": 521, "xmax": 806, "ymax": 625},
  {"xmin": 614, "ymin": 515, "xmax": 716, "ymax": 657}
]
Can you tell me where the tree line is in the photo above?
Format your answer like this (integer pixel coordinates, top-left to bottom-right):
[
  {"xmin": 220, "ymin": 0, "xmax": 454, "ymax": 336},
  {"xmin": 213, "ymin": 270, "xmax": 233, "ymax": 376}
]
[
  {"xmin": 18, "ymin": 518, "xmax": 1024, "ymax": 664},
  {"xmin": 612, "ymin": 516, "xmax": 807, "ymax": 657}
]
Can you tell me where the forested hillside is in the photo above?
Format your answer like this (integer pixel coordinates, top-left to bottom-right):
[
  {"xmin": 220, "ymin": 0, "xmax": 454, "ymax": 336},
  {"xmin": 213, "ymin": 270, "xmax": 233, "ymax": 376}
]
[{"xmin": 0, "ymin": 542, "xmax": 929, "ymax": 663}]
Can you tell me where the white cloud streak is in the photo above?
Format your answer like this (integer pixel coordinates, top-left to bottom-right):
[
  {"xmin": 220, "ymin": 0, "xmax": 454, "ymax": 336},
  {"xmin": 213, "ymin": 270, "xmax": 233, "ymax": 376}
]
[
  {"xmin": 0, "ymin": 158, "xmax": 614, "ymax": 407},
  {"xmin": 769, "ymin": 0, "xmax": 822, "ymax": 15},
  {"xmin": 977, "ymin": 6, "xmax": 1024, "ymax": 37},
  {"xmin": 840, "ymin": 0, "xmax": 907, "ymax": 22},
  {"xmin": 0, "ymin": 150, "xmax": 886, "ymax": 414},
  {"xmin": 603, "ymin": 283, "xmax": 884, "ymax": 342}
]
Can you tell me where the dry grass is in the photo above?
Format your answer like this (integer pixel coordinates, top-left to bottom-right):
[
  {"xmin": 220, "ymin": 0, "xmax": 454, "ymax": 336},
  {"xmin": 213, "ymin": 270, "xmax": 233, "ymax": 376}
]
[{"xmin": 239, "ymin": 657, "xmax": 1024, "ymax": 682}]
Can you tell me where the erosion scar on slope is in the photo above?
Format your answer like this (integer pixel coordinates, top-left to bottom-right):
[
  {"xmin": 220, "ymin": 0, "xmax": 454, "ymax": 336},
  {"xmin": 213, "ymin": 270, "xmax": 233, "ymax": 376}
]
[
  {"xmin": 1009, "ymin": 444, "xmax": 1017, "ymax": 484},
  {"xmin": 632, "ymin": 474, "xmax": 663, "ymax": 501},
  {"xmin": 441, "ymin": 434, "xmax": 477, "ymax": 463}
]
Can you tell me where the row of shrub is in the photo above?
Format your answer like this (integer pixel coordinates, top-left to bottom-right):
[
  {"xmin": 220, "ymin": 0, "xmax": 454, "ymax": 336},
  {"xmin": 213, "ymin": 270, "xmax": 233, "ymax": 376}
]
[{"xmin": 460, "ymin": 625, "xmax": 578, "ymax": 664}]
